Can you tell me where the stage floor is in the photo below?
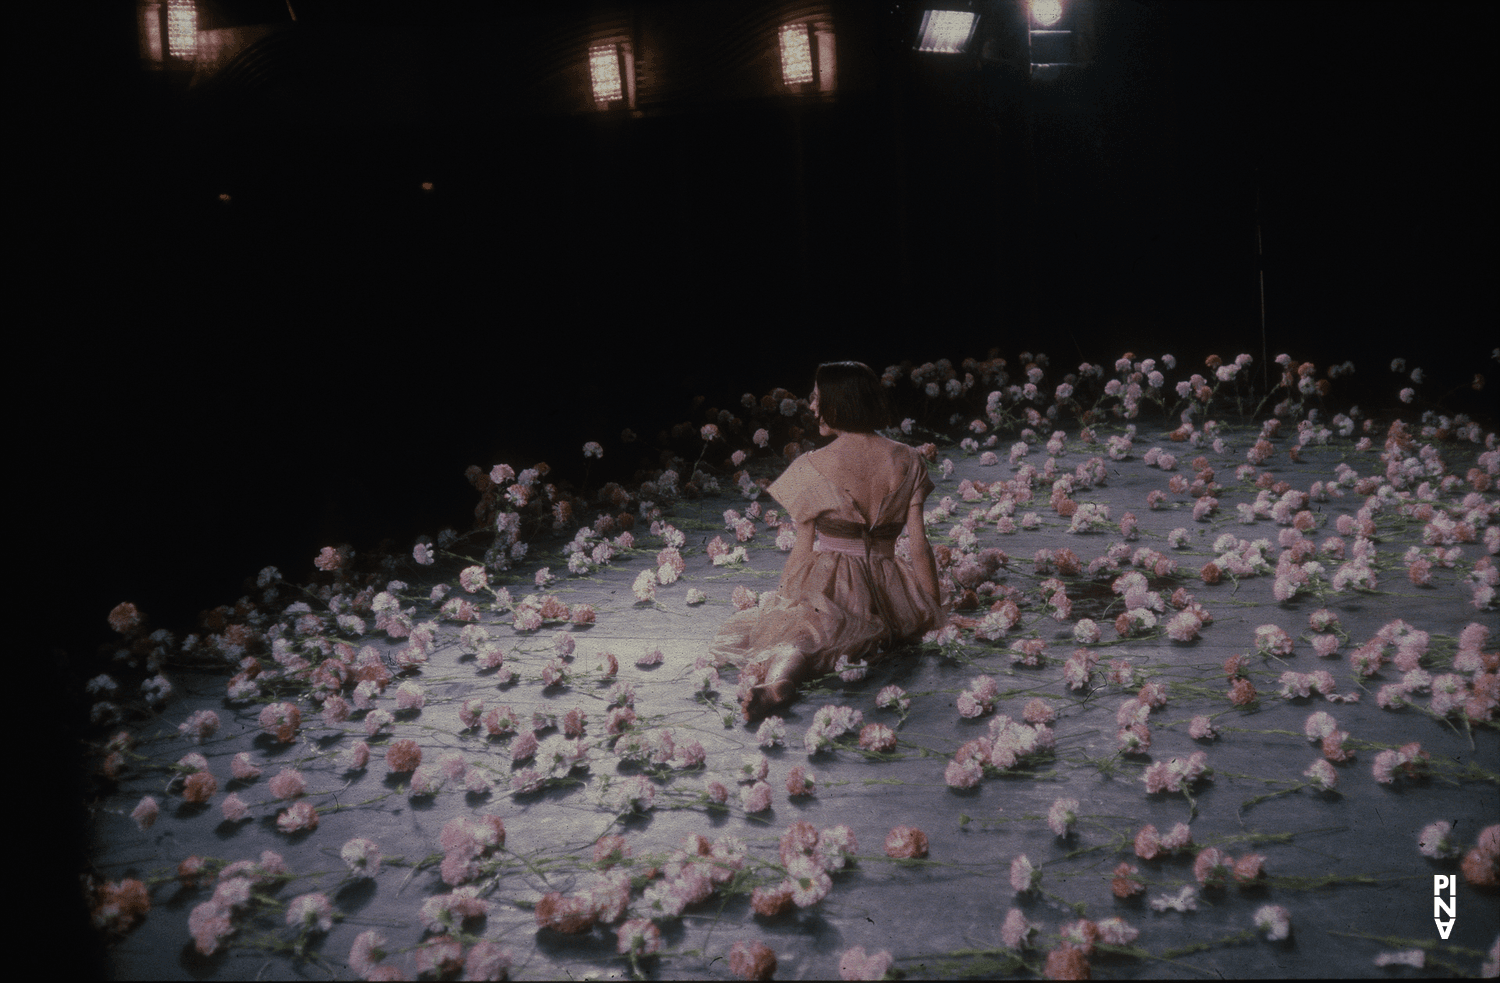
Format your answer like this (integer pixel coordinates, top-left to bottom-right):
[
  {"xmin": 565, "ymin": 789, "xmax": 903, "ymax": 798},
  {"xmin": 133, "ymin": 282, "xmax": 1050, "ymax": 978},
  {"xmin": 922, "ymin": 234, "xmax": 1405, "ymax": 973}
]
[{"xmin": 83, "ymin": 410, "xmax": 1498, "ymax": 979}]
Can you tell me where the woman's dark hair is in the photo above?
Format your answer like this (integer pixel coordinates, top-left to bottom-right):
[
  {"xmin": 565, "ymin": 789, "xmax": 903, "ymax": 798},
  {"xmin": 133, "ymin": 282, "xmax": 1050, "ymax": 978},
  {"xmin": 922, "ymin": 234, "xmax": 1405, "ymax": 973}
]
[{"xmin": 814, "ymin": 361, "xmax": 889, "ymax": 434}]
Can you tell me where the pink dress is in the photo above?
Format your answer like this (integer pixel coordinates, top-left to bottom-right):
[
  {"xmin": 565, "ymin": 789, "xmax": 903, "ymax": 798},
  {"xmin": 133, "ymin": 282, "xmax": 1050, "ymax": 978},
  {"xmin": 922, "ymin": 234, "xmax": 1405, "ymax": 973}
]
[{"xmin": 709, "ymin": 436, "xmax": 943, "ymax": 683}]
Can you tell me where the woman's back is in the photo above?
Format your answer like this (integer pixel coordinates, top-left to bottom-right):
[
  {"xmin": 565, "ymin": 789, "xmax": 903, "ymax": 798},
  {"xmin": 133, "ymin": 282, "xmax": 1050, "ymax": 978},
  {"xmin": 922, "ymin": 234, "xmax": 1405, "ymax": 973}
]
[{"xmin": 800, "ymin": 433, "xmax": 917, "ymax": 526}]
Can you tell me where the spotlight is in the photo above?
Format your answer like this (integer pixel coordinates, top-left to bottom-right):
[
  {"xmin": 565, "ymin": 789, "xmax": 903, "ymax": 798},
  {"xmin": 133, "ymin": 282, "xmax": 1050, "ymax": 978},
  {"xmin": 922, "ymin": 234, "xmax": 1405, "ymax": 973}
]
[
  {"xmin": 136, "ymin": 0, "xmax": 198, "ymax": 67},
  {"xmin": 166, "ymin": 0, "xmax": 198, "ymax": 59},
  {"xmin": 588, "ymin": 39, "xmax": 636, "ymax": 110},
  {"xmin": 589, "ymin": 44, "xmax": 624, "ymax": 103},
  {"xmin": 1030, "ymin": 0, "xmax": 1063, "ymax": 28},
  {"xmin": 779, "ymin": 23, "xmax": 814, "ymax": 85},
  {"xmin": 779, "ymin": 21, "xmax": 837, "ymax": 93},
  {"xmin": 1027, "ymin": 0, "xmax": 1078, "ymax": 78},
  {"xmin": 914, "ymin": 8, "xmax": 978, "ymax": 54}
]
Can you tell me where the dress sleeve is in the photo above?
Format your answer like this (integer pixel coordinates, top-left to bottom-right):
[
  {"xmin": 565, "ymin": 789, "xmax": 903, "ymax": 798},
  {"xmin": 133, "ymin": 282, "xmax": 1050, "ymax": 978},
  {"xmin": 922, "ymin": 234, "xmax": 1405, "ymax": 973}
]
[
  {"xmin": 907, "ymin": 447, "xmax": 935, "ymax": 507},
  {"xmin": 768, "ymin": 453, "xmax": 840, "ymax": 523}
]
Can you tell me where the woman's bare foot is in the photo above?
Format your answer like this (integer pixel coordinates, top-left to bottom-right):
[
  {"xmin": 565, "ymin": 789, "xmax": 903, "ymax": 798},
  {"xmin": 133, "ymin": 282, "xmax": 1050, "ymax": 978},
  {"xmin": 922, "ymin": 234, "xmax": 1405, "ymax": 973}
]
[{"xmin": 741, "ymin": 679, "xmax": 795, "ymax": 722}]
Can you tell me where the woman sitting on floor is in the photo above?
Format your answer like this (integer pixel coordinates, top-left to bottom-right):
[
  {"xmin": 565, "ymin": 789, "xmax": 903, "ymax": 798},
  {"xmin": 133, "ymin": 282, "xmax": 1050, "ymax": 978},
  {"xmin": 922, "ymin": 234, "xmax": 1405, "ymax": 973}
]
[{"xmin": 709, "ymin": 361, "xmax": 946, "ymax": 721}]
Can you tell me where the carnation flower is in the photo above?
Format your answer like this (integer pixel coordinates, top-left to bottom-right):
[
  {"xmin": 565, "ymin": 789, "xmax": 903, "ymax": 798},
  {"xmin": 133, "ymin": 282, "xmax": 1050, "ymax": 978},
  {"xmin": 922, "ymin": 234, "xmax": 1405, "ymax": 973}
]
[
  {"xmin": 1254, "ymin": 904, "xmax": 1291, "ymax": 940},
  {"xmin": 740, "ymin": 781, "xmax": 772, "ymax": 813},
  {"xmin": 386, "ymin": 738, "xmax": 421, "ymax": 772},
  {"xmin": 1045, "ymin": 944, "xmax": 1091, "ymax": 980},
  {"xmin": 277, "ymin": 800, "xmax": 318, "ymax": 833},
  {"xmin": 128, "ymin": 795, "xmax": 160, "ymax": 832},
  {"xmin": 1111, "ymin": 862, "xmax": 1145, "ymax": 898},
  {"xmin": 838, "ymin": 946, "xmax": 893, "ymax": 981},
  {"xmin": 182, "ymin": 770, "xmax": 217, "ymax": 804},
  {"xmin": 178, "ymin": 709, "xmax": 220, "ymax": 744},
  {"xmin": 1001, "ymin": 907, "xmax": 1037, "ymax": 948},
  {"xmin": 786, "ymin": 765, "xmax": 816, "ymax": 797},
  {"xmin": 858, "ymin": 723, "xmax": 897, "ymax": 752},
  {"xmin": 268, "ymin": 768, "xmax": 306, "ymax": 800},
  {"xmin": 1009, "ymin": 853, "xmax": 1040, "ymax": 892},
  {"xmin": 1304, "ymin": 758, "xmax": 1338, "ymax": 790},
  {"xmin": 945, "ymin": 756, "xmax": 983, "ymax": 789},
  {"xmin": 617, "ymin": 918, "xmax": 661, "ymax": 956},
  {"xmin": 756, "ymin": 715, "xmax": 785, "ymax": 747},
  {"xmin": 1461, "ymin": 825, "xmax": 1500, "ymax": 886},
  {"xmin": 1149, "ymin": 885, "xmax": 1198, "ymax": 912},
  {"xmin": 885, "ymin": 825, "xmax": 929, "ymax": 859},
  {"xmin": 1418, "ymin": 821, "xmax": 1461, "ymax": 859},
  {"xmin": 1193, "ymin": 847, "xmax": 1232, "ymax": 888},
  {"xmin": 287, "ymin": 892, "xmax": 334, "ymax": 934},
  {"xmin": 258, "ymin": 702, "xmax": 301, "ymax": 743},
  {"xmin": 750, "ymin": 884, "xmax": 793, "ymax": 916},
  {"xmin": 341, "ymin": 838, "xmax": 381, "ymax": 877},
  {"xmin": 1233, "ymin": 854, "xmax": 1266, "ymax": 884},
  {"xmin": 1047, "ymin": 798, "xmax": 1079, "ymax": 837},
  {"xmin": 729, "ymin": 940, "xmax": 777, "ymax": 981},
  {"xmin": 1096, "ymin": 916, "xmax": 1139, "ymax": 947},
  {"xmin": 1158, "ymin": 822, "xmax": 1194, "ymax": 852}
]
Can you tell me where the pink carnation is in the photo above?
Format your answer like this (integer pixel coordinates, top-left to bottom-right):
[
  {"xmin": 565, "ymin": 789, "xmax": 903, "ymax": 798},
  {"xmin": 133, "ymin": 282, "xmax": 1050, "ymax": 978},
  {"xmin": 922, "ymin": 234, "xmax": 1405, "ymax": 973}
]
[
  {"xmin": 131, "ymin": 795, "xmax": 159, "ymax": 830},
  {"xmin": 1010, "ymin": 853, "xmax": 1039, "ymax": 891},
  {"xmin": 729, "ymin": 940, "xmax": 777, "ymax": 981},
  {"xmin": 1001, "ymin": 907, "xmax": 1036, "ymax": 948},
  {"xmin": 885, "ymin": 825, "xmax": 929, "ymax": 859},
  {"xmin": 258, "ymin": 702, "xmax": 301, "ymax": 743},
  {"xmin": 268, "ymin": 768, "xmax": 306, "ymax": 800},
  {"xmin": 786, "ymin": 765, "xmax": 816, "ymax": 797},
  {"xmin": 858, "ymin": 723, "xmax": 897, "ymax": 752},
  {"xmin": 385, "ymin": 738, "xmax": 422, "ymax": 772},
  {"xmin": 839, "ymin": 947, "xmax": 894, "ymax": 981},
  {"xmin": 740, "ymin": 780, "xmax": 773, "ymax": 813},
  {"xmin": 277, "ymin": 801, "xmax": 318, "ymax": 833}
]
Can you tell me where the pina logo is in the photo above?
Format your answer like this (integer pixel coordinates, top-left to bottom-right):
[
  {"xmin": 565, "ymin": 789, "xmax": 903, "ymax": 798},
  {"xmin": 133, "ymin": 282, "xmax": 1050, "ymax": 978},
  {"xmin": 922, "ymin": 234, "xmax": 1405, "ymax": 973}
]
[{"xmin": 1434, "ymin": 874, "xmax": 1457, "ymax": 939}]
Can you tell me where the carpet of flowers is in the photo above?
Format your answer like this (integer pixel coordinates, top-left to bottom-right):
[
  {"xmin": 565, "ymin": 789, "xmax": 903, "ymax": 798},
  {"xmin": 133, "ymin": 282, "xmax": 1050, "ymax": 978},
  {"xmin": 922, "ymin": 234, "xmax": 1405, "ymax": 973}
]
[{"xmin": 84, "ymin": 350, "xmax": 1500, "ymax": 979}]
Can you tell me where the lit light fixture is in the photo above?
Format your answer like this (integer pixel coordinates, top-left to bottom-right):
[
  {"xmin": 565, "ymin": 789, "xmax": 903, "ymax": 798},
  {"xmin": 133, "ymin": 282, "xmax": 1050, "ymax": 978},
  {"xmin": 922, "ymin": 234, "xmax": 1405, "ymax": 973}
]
[
  {"xmin": 779, "ymin": 24, "xmax": 814, "ymax": 85},
  {"xmin": 589, "ymin": 44, "xmax": 623, "ymax": 102},
  {"xmin": 137, "ymin": 0, "xmax": 198, "ymax": 66},
  {"xmin": 588, "ymin": 39, "xmax": 635, "ymax": 110},
  {"xmin": 915, "ymin": 9, "xmax": 978, "ymax": 54},
  {"xmin": 1027, "ymin": 0, "xmax": 1075, "ymax": 78},
  {"xmin": 167, "ymin": 0, "xmax": 198, "ymax": 59},
  {"xmin": 778, "ymin": 21, "xmax": 837, "ymax": 93},
  {"xmin": 1030, "ymin": 0, "xmax": 1063, "ymax": 28}
]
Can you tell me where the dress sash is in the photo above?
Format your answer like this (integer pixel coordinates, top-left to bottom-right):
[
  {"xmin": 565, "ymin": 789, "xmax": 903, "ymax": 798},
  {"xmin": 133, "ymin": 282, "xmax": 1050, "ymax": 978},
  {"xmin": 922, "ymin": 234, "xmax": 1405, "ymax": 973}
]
[{"xmin": 812, "ymin": 518, "xmax": 905, "ymax": 645}]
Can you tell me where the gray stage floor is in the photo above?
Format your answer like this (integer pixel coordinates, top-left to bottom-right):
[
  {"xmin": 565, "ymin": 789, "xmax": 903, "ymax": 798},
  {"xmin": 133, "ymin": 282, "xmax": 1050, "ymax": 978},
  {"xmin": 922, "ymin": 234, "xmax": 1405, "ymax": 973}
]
[{"xmin": 83, "ymin": 373, "xmax": 1498, "ymax": 979}]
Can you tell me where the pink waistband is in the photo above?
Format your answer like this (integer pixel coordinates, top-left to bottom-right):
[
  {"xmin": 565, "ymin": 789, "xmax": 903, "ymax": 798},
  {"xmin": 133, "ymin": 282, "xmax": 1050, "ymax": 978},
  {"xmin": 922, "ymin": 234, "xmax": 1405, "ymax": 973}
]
[{"xmin": 814, "ymin": 532, "xmax": 895, "ymax": 559}]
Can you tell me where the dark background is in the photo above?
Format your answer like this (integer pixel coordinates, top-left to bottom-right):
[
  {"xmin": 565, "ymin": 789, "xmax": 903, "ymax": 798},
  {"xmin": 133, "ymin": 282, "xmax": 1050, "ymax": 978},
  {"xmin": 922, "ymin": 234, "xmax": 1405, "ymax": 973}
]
[{"xmin": 45, "ymin": 0, "xmax": 1492, "ymax": 669}]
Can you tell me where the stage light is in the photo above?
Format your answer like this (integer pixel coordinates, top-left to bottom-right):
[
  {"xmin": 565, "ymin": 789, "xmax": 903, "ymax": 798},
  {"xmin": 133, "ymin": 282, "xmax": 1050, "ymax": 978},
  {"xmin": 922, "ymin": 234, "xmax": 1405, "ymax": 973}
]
[
  {"xmin": 778, "ymin": 21, "xmax": 836, "ymax": 94},
  {"xmin": 1028, "ymin": 0, "xmax": 1082, "ymax": 78},
  {"xmin": 915, "ymin": 9, "xmax": 978, "ymax": 54},
  {"xmin": 589, "ymin": 44, "xmax": 624, "ymax": 102},
  {"xmin": 779, "ymin": 23, "xmax": 815, "ymax": 85},
  {"xmin": 137, "ymin": 0, "xmax": 198, "ymax": 66},
  {"xmin": 588, "ymin": 38, "xmax": 636, "ymax": 110},
  {"xmin": 167, "ymin": 0, "xmax": 198, "ymax": 59},
  {"xmin": 1030, "ymin": 0, "xmax": 1063, "ymax": 28}
]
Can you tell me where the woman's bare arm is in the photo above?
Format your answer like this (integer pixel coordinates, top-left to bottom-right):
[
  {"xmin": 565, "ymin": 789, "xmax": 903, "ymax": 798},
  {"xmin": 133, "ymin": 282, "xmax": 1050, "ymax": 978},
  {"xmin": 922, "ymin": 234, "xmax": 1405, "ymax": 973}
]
[{"xmin": 905, "ymin": 498, "xmax": 942, "ymax": 611}]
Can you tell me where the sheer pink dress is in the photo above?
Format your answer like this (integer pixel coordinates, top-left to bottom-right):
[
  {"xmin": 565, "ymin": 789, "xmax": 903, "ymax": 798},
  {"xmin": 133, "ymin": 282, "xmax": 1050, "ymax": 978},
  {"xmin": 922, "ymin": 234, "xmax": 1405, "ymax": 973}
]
[{"xmin": 709, "ymin": 436, "xmax": 944, "ymax": 685}]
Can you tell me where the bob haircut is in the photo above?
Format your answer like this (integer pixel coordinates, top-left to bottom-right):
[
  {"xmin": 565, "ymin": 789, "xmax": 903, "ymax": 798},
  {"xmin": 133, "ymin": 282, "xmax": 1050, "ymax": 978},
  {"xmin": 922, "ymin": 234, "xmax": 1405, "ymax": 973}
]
[{"xmin": 814, "ymin": 361, "xmax": 889, "ymax": 434}]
